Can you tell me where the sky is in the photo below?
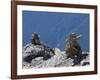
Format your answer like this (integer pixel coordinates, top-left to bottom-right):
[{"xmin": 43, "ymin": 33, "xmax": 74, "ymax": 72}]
[{"xmin": 22, "ymin": 11, "xmax": 90, "ymax": 52}]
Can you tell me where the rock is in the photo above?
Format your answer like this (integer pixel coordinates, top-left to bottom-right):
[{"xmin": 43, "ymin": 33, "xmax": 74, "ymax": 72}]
[
  {"xmin": 34, "ymin": 57, "xmax": 43, "ymax": 61},
  {"xmin": 31, "ymin": 57, "xmax": 44, "ymax": 67},
  {"xmin": 23, "ymin": 43, "xmax": 55, "ymax": 63},
  {"xmin": 23, "ymin": 43, "xmax": 90, "ymax": 68},
  {"xmin": 80, "ymin": 54, "xmax": 90, "ymax": 66}
]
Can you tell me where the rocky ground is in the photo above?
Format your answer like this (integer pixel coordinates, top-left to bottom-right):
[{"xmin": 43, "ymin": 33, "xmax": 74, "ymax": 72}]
[{"xmin": 22, "ymin": 43, "xmax": 90, "ymax": 69}]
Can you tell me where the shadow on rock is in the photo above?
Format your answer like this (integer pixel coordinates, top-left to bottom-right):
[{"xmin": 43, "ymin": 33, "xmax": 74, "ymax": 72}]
[{"xmin": 72, "ymin": 53, "xmax": 89, "ymax": 66}]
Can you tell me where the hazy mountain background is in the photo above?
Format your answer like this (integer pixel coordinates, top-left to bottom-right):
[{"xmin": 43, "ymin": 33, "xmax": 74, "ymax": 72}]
[{"xmin": 23, "ymin": 11, "xmax": 90, "ymax": 52}]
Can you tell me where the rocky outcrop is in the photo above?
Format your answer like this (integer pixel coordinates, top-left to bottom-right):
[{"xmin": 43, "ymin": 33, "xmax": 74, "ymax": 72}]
[
  {"xmin": 22, "ymin": 43, "xmax": 89, "ymax": 69},
  {"xmin": 23, "ymin": 43, "xmax": 55, "ymax": 63}
]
